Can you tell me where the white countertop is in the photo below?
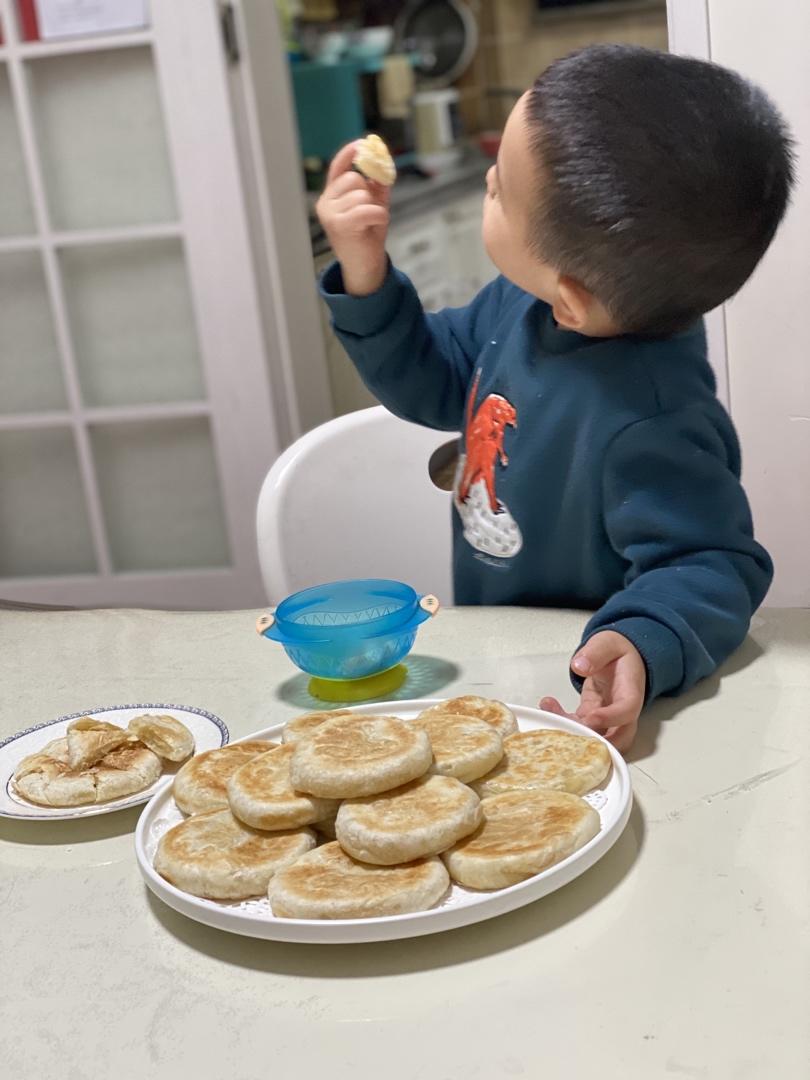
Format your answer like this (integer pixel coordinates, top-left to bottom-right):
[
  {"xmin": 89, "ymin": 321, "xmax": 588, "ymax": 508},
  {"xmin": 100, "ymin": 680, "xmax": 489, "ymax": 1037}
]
[{"xmin": 1, "ymin": 605, "xmax": 808, "ymax": 1079}]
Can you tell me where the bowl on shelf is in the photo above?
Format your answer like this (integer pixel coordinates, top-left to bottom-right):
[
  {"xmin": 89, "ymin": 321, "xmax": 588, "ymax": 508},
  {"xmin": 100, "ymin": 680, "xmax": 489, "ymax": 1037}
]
[
  {"xmin": 301, "ymin": 29, "xmax": 350, "ymax": 63},
  {"xmin": 256, "ymin": 578, "xmax": 440, "ymax": 701},
  {"xmin": 345, "ymin": 26, "xmax": 394, "ymax": 62}
]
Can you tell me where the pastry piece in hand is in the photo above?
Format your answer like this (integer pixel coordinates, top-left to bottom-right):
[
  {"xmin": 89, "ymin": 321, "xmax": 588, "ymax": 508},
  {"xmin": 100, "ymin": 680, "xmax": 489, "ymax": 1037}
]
[
  {"xmin": 173, "ymin": 741, "xmax": 277, "ymax": 815},
  {"xmin": 66, "ymin": 717, "xmax": 131, "ymax": 769},
  {"xmin": 227, "ymin": 744, "xmax": 339, "ymax": 830},
  {"xmin": 290, "ymin": 715, "xmax": 432, "ymax": 799},
  {"xmin": 412, "ymin": 712, "xmax": 504, "ymax": 783},
  {"xmin": 154, "ymin": 808, "xmax": 315, "ymax": 900},
  {"xmin": 282, "ymin": 709, "xmax": 356, "ymax": 746},
  {"xmin": 472, "ymin": 729, "xmax": 611, "ymax": 798},
  {"xmin": 418, "ymin": 696, "xmax": 519, "ymax": 739},
  {"xmin": 444, "ymin": 789, "xmax": 600, "ymax": 890},
  {"xmin": 336, "ymin": 773, "xmax": 482, "ymax": 865},
  {"xmin": 353, "ymin": 133, "xmax": 396, "ymax": 186},
  {"xmin": 128, "ymin": 713, "xmax": 194, "ymax": 762},
  {"xmin": 269, "ymin": 841, "xmax": 449, "ymax": 919}
]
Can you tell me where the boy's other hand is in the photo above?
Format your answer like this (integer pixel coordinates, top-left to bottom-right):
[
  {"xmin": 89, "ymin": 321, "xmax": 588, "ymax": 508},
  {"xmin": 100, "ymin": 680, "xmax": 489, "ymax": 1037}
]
[
  {"xmin": 540, "ymin": 631, "xmax": 646, "ymax": 754},
  {"xmin": 316, "ymin": 142, "xmax": 390, "ymax": 297}
]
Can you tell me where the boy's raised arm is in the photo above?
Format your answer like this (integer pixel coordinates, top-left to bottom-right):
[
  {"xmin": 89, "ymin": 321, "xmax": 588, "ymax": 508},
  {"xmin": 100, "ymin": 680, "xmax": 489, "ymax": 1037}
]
[{"xmin": 316, "ymin": 141, "xmax": 502, "ymax": 431}]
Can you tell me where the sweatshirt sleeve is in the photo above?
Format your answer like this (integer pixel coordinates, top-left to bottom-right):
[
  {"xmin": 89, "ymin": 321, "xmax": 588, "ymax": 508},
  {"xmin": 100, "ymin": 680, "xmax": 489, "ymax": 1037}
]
[
  {"xmin": 575, "ymin": 408, "xmax": 773, "ymax": 703},
  {"xmin": 320, "ymin": 261, "xmax": 504, "ymax": 430}
]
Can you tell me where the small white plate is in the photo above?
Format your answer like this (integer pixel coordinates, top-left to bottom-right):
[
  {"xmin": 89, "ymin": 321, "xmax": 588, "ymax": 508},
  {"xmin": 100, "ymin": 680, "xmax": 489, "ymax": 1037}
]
[
  {"xmin": 136, "ymin": 699, "xmax": 632, "ymax": 943},
  {"xmin": 0, "ymin": 704, "xmax": 229, "ymax": 821}
]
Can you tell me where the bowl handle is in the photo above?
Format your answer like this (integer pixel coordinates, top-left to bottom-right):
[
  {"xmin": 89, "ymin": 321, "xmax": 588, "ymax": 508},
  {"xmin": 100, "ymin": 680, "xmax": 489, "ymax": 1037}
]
[
  {"xmin": 419, "ymin": 594, "xmax": 440, "ymax": 617},
  {"xmin": 255, "ymin": 613, "xmax": 276, "ymax": 637}
]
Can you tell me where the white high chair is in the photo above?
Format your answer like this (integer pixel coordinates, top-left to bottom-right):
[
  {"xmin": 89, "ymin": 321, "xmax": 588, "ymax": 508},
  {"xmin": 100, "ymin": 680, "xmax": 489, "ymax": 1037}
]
[{"xmin": 256, "ymin": 407, "xmax": 456, "ymax": 604}]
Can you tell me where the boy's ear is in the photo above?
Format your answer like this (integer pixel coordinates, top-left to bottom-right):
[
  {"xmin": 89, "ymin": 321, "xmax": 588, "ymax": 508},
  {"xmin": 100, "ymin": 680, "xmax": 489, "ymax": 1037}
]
[{"xmin": 552, "ymin": 276, "xmax": 593, "ymax": 331}]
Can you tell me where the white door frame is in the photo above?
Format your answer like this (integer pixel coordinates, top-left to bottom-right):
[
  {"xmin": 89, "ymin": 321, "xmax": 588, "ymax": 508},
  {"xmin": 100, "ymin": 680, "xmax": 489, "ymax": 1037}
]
[
  {"xmin": 666, "ymin": 0, "xmax": 730, "ymax": 410},
  {"xmin": 0, "ymin": 0, "xmax": 287, "ymax": 608},
  {"xmin": 227, "ymin": 0, "xmax": 333, "ymax": 443}
]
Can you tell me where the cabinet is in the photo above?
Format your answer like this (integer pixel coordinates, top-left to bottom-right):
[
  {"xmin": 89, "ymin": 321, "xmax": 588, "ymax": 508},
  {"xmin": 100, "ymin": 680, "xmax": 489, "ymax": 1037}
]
[
  {"xmin": 0, "ymin": 0, "xmax": 330, "ymax": 608},
  {"xmin": 319, "ymin": 190, "xmax": 496, "ymax": 417}
]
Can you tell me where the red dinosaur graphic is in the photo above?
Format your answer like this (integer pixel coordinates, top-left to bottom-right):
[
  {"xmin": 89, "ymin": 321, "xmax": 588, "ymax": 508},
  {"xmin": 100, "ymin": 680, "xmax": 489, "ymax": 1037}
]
[{"xmin": 457, "ymin": 371, "xmax": 517, "ymax": 514}]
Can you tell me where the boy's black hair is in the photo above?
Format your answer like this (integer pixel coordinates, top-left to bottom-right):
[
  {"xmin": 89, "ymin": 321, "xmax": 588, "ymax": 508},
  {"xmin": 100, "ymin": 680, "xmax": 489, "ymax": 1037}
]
[{"xmin": 526, "ymin": 45, "xmax": 795, "ymax": 335}]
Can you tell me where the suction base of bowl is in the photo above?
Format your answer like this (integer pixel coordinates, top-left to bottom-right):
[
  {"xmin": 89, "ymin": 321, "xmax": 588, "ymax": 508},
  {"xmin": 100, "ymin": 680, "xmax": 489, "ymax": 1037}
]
[{"xmin": 308, "ymin": 664, "xmax": 407, "ymax": 703}]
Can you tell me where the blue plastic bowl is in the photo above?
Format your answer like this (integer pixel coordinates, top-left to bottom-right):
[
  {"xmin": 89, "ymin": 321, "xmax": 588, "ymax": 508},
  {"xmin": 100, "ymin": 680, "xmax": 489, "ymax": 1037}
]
[{"xmin": 257, "ymin": 579, "xmax": 438, "ymax": 680}]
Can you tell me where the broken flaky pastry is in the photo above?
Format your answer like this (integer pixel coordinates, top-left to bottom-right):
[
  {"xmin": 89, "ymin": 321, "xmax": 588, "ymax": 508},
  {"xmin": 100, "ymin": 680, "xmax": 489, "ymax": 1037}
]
[
  {"xmin": 353, "ymin": 133, "xmax": 396, "ymax": 187},
  {"xmin": 13, "ymin": 739, "xmax": 162, "ymax": 807},
  {"xmin": 66, "ymin": 717, "xmax": 132, "ymax": 770},
  {"xmin": 128, "ymin": 713, "xmax": 194, "ymax": 763}
]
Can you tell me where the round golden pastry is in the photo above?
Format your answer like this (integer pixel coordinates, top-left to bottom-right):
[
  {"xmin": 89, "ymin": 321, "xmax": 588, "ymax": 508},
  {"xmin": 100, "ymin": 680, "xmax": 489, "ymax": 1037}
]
[
  {"xmin": 227, "ymin": 744, "xmax": 339, "ymax": 830},
  {"xmin": 154, "ymin": 808, "xmax": 315, "ymax": 900},
  {"xmin": 173, "ymin": 741, "xmax": 277, "ymax": 815},
  {"xmin": 282, "ymin": 709, "xmax": 357, "ymax": 746},
  {"xmin": 336, "ymin": 773, "xmax": 482, "ymax": 865},
  {"xmin": 269, "ymin": 841, "xmax": 450, "ymax": 919},
  {"xmin": 289, "ymin": 715, "xmax": 432, "ymax": 799},
  {"xmin": 444, "ymin": 789, "xmax": 600, "ymax": 890},
  {"xmin": 418, "ymin": 696, "xmax": 518, "ymax": 739},
  {"xmin": 412, "ymin": 711, "xmax": 504, "ymax": 783},
  {"xmin": 472, "ymin": 729, "xmax": 611, "ymax": 798}
]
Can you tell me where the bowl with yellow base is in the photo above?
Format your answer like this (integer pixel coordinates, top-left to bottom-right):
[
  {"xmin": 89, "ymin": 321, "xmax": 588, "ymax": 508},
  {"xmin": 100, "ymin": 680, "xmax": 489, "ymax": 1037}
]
[{"xmin": 256, "ymin": 579, "xmax": 440, "ymax": 702}]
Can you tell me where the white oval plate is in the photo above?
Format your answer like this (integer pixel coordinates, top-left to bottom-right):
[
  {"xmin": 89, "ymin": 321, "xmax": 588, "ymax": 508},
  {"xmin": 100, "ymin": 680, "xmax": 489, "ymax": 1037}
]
[
  {"xmin": 0, "ymin": 704, "xmax": 229, "ymax": 821},
  {"xmin": 136, "ymin": 699, "xmax": 632, "ymax": 943}
]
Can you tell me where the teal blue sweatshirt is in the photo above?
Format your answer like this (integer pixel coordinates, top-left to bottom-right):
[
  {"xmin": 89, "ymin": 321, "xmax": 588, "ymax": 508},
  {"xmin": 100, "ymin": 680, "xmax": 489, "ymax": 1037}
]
[{"xmin": 321, "ymin": 264, "xmax": 772, "ymax": 703}]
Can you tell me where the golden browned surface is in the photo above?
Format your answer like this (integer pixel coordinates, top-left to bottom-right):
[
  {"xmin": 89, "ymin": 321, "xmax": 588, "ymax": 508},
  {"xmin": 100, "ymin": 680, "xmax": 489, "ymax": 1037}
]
[
  {"xmin": 154, "ymin": 809, "xmax": 315, "ymax": 900},
  {"xmin": 66, "ymin": 717, "xmax": 131, "ymax": 769},
  {"xmin": 13, "ymin": 739, "xmax": 161, "ymax": 807},
  {"xmin": 289, "ymin": 716, "xmax": 432, "ymax": 798},
  {"xmin": 418, "ymin": 696, "xmax": 518, "ymax": 739},
  {"xmin": 269, "ymin": 842, "xmax": 449, "ymax": 919},
  {"xmin": 412, "ymin": 712, "xmax": 504, "ymax": 782},
  {"xmin": 473, "ymin": 729, "xmax": 611, "ymax": 798},
  {"xmin": 13, "ymin": 737, "xmax": 69, "ymax": 779},
  {"xmin": 336, "ymin": 774, "xmax": 482, "ymax": 864},
  {"xmin": 444, "ymin": 789, "xmax": 600, "ymax": 890},
  {"xmin": 227, "ymin": 744, "xmax": 338, "ymax": 830},
  {"xmin": 281, "ymin": 709, "xmax": 356, "ymax": 746},
  {"xmin": 173, "ymin": 741, "xmax": 277, "ymax": 815}
]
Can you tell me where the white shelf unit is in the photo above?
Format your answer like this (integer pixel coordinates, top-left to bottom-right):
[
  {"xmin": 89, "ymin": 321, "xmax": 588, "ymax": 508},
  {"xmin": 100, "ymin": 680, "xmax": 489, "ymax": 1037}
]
[{"xmin": 0, "ymin": 0, "xmax": 331, "ymax": 608}]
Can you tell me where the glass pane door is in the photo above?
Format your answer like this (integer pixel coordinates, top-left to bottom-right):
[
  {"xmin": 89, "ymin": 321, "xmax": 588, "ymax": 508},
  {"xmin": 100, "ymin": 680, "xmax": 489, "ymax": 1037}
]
[{"xmin": 0, "ymin": 2, "xmax": 236, "ymax": 602}]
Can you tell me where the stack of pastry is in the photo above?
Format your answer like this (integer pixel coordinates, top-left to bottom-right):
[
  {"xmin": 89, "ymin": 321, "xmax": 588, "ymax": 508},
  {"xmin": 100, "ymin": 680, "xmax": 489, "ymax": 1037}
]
[
  {"xmin": 13, "ymin": 713, "xmax": 194, "ymax": 808},
  {"xmin": 154, "ymin": 697, "xmax": 612, "ymax": 920}
]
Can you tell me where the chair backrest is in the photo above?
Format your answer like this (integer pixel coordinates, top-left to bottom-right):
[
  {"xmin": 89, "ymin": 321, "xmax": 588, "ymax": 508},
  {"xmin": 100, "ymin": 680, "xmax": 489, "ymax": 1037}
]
[{"xmin": 257, "ymin": 407, "xmax": 455, "ymax": 604}]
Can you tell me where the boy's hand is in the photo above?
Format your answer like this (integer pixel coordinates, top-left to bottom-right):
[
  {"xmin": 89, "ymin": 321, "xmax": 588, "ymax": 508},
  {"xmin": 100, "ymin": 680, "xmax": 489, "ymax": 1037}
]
[
  {"xmin": 540, "ymin": 631, "xmax": 646, "ymax": 754},
  {"xmin": 316, "ymin": 142, "xmax": 390, "ymax": 296}
]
